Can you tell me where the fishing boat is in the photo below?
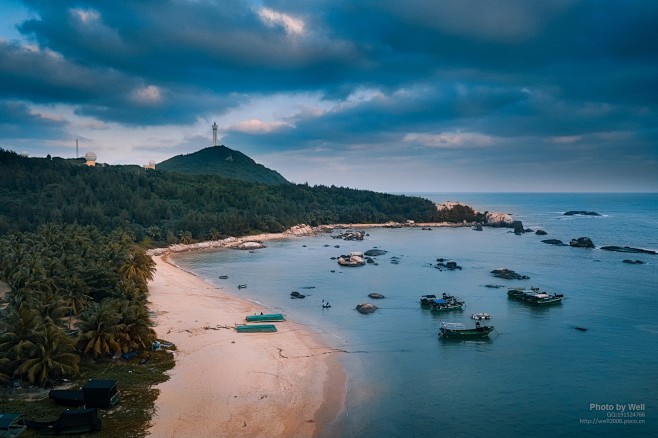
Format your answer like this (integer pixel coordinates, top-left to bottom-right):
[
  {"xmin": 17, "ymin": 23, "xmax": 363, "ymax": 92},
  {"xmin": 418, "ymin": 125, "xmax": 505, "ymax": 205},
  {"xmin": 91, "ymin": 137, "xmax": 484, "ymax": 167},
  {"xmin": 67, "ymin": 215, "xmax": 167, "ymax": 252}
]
[
  {"xmin": 470, "ymin": 312, "xmax": 492, "ymax": 320},
  {"xmin": 236, "ymin": 324, "xmax": 278, "ymax": 333},
  {"xmin": 421, "ymin": 293, "xmax": 464, "ymax": 311},
  {"xmin": 245, "ymin": 313, "xmax": 286, "ymax": 322},
  {"xmin": 508, "ymin": 287, "xmax": 564, "ymax": 305},
  {"xmin": 439, "ymin": 322, "xmax": 494, "ymax": 339}
]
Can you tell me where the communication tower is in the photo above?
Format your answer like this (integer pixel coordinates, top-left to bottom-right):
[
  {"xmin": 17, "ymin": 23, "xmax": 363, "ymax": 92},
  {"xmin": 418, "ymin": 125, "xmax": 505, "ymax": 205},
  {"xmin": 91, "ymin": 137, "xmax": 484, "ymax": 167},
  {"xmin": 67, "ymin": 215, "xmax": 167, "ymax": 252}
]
[{"xmin": 212, "ymin": 122, "xmax": 218, "ymax": 146}]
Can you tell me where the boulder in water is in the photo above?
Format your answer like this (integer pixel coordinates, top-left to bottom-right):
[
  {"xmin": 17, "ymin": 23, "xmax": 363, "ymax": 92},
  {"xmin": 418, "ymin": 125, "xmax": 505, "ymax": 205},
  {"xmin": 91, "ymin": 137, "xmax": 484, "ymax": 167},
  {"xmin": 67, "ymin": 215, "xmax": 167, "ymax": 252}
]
[{"xmin": 356, "ymin": 303, "xmax": 378, "ymax": 314}]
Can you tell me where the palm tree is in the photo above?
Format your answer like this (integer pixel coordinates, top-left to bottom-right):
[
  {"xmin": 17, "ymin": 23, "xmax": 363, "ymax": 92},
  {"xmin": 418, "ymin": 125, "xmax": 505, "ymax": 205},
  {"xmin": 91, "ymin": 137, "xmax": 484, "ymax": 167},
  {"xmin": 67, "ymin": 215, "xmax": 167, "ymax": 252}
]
[
  {"xmin": 76, "ymin": 300, "xmax": 127, "ymax": 358},
  {"xmin": 0, "ymin": 306, "xmax": 42, "ymax": 361},
  {"xmin": 118, "ymin": 249, "xmax": 156, "ymax": 285},
  {"xmin": 112, "ymin": 299, "xmax": 156, "ymax": 352},
  {"xmin": 15, "ymin": 323, "xmax": 79, "ymax": 386}
]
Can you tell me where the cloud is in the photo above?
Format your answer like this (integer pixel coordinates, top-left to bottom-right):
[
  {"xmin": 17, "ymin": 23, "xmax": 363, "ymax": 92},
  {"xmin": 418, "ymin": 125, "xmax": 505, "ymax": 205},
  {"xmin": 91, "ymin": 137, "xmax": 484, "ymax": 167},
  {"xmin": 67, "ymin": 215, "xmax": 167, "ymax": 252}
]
[{"xmin": 0, "ymin": 0, "xmax": 656, "ymax": 191}]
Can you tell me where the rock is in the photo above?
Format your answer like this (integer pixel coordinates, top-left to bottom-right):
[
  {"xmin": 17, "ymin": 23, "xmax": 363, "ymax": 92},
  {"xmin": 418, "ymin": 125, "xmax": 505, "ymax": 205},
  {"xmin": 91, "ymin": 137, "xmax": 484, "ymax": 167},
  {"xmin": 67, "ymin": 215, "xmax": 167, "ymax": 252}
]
[
  {"xmin": 484, "ymin": 284, "xmax": 504, "ymax": 289},
  {"xmin": 364, "ymin": 249, "xmax": 388, "ymax": 257},
  {"xmin": 601, "ymin": 246, "xmax": 656, "ymax": 255},
  {"xmin": 569, "ymin": 237, "xmax": 595, "ymax": 248},
  {"xmin": 356, "ymin": 303, "xmax": 378, "ymax": 314},
  {"xmin": 564, "ymin": 211, "xmax": 601, "ymax": 216},
  {"xmin": 235, "ymin": 241, "xmax": 266, "ymax": 250},
  {"xmin": 485, "ymin": 212, "xmax": 514, "ymax": 227},
  {"xmin": 436, "ymin": 260, "xmax": 462, "ymax": 271},
  {"xmin": 290, "ymin": 291, "xmax": 306, "ymax": 299},
  {"xmin": 490, "ymin": 268, "xmax": 530, "ymax": 280},
  {"xmin": 542, "ymin": 239, "xmax": 567, "ymax": 246},
  {"xmin": 535, "ymin": 230, "xmax": 547, "ymax": 235},
  {"xmin": 338, "ymin": 252, "xmax": 366, "ymax": 267},
  {"xmin": 333, "ymin": 230, "xmax": 365, "ymax": 241},
  {"xmin": 512, "ymin": 221, "xmax": 525, "ymax": 235},
  {"xmin": 472, "ymin": 225, "xmax": 483, "ymax": 231},
  {"xmin": 368, "ymin": 293, "xmax": 385, "ymax": 299},
  {"xmin": 622, "ymin": 259, "xmax": 645, "ymax": 265}
]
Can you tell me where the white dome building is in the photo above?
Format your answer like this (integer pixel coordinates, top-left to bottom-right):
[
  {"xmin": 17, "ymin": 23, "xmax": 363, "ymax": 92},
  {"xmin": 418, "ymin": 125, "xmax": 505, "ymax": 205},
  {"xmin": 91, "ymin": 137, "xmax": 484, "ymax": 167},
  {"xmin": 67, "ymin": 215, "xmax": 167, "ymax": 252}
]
[{"xmin": 85, "ymin": 151, "xmax": 97, "ymax": 166}]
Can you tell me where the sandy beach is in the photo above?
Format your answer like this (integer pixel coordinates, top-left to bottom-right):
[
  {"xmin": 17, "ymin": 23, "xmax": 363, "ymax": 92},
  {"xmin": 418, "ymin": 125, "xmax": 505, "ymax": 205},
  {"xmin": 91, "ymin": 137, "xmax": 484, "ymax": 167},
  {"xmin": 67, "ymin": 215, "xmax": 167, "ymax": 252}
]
[{"xmin": 146, "ymin": 253, "xmax": 345, "ymax": 438}]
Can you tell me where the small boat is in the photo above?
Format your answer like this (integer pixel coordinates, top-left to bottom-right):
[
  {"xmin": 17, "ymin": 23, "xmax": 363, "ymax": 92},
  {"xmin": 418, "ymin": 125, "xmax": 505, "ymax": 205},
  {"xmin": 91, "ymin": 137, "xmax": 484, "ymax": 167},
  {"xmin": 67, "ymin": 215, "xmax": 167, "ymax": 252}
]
[
  {"xmin": 237, "ymin": 284, "xmax": 247, "ymax": 289},
  {"xmin": 322, "ymin": 303, "xmax": 331, "ymax": 308},
  {"xmin": 0, "ymin": 412, "xmax": 26, "ymax": 437},
  {"xmin": 470, "ymin": 312, "xmax": 492, "ymax": 320},
  {"xmin": 236, "ymin": 324, "xmax": 278, "ymax": 333},
  {"xmin": 48, "ymin": 390, "xmax": 86, "ymax": 407},
  {"xmin": 24, "ymin": 408, "xmax": 101, "ymax": 435},
  {"xmin": 426, "ymin": 293, "xmax": 465, "ymax": 311},
  {"xmin": 508, "ymin": 287, "xmax": 564, "ymax": 305},
  {"xmin": 245, "ymin": 313, "xmax": 286, "ymax": 322},
  {"xmin": 439, "ymin": 322, "xmax": 494, "ymax": 339}
]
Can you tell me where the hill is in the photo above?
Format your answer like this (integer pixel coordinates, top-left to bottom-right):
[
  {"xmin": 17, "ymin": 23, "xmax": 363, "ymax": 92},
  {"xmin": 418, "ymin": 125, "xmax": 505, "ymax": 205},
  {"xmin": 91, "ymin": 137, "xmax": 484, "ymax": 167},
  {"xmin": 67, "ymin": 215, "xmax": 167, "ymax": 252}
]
[{"xmin": 157, "ymin": 145, "xmax": 289, "ymax": 185}]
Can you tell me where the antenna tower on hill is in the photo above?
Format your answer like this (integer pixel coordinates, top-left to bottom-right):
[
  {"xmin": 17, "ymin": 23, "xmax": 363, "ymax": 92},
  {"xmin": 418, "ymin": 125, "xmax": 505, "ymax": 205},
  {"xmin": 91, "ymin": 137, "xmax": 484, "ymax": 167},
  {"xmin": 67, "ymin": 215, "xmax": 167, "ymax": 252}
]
[{"xmin": 212, "ymin": 122, "xmax": 218, "ymax": 146}]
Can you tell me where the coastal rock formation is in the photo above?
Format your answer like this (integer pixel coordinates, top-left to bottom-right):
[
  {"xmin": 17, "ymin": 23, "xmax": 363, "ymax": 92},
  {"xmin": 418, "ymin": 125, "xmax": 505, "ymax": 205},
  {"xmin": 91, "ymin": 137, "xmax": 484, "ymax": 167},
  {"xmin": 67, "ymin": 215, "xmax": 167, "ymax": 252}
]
[
  {"xmin": 333, "ymin": 230, "xmax": 365, "ymax": 240},
  {"xmin": 569, "ymin": 237, "xmax": 595, "ymax": 248},
  {"xmin": 338, "ymin": 252, "xmax": 366, "ymax": 267},
  {"xmin": 435, "ymin": 259, "xmax": 462, "ymax": 271},
  {"xmin": 564, "ymin": 211, "xmax": 601, "ymax": 216},
  {"xmin": 356, "ymin": 303, "xmax": 378, "ymax": 314},
  {"xmin": 542, "ymin": 239, "xmax": 567, "ymax": 246},
  {"xmin": 622, "ymin": 259, "xmax": 645, "ymax": 265},
  {"xmin": 485, "ymin": 212, "xmax": 514, "ymax": 227},
  {"xmin": 490, "ymin": 268, "xmax": 530, "ymax": 280},
  {"xmin": 368, "ymin": 293, "xmax": 385, "ymax": 299},
  {"xmin": 535, "ymin": 230, "xmax": 547, "ymax": 235},
  {"xmin": 601, "ymin": 246, "xmax": 657, "ymax": 255},
  {"xmin": 235, "ymin": 241, "xmax": 266, "ymax": 250},
  {"xmin": 284, "ymin": 224, "xmax": 317, "ymax": 236},
  {"xmin": 364, "ymin": 249, "xmax": 388, "ymax": 257},
  {"xmin": 290, "ymin": 291, "xmax": 306, "ymax": 299}
]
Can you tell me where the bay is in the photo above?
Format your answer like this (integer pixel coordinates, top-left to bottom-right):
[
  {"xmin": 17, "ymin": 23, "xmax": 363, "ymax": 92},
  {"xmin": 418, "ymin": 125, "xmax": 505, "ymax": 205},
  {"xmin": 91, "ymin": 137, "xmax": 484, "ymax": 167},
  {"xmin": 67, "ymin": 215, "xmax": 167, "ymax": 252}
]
[{"xmin": 173, "ymin": 193, "xmax": 658, "ymax": 437}]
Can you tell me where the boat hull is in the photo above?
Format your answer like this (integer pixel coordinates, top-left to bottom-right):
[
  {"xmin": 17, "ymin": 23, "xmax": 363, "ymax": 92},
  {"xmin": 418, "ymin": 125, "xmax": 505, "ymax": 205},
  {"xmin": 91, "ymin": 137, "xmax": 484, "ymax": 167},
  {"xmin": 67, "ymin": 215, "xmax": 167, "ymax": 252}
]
[
  {"xmin": 439, "ymin": 326, "xmax": 494, "ymax": 339},
  {"xmin": 236, "ymin": 324, "xmax": 278, "ymax": 333},
  {"xmin": 245, "ymin": 313, "xmax": 286, "ymax": 322}
]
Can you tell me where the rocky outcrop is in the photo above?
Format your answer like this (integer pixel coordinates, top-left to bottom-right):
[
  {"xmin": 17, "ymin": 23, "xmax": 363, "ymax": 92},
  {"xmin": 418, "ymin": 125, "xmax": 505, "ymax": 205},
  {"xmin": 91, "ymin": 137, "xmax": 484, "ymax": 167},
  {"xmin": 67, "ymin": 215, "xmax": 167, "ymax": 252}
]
[
  {"xmin": 601, "ymin": 246, "xmax": 656, "ymax": 255},
  {"xmin": 333, "ymin": 230, "xmax": 365, "ymax": 240},
  {"xmin": 435, "ymin": 259, "xmax": 462, "ymax": 271},
  {"xmin": 564, "ymin": 211, "xmax": 601, "ymax": 216},
  {"xmin": 235, "ymin": 241, "xmax": 266, "ymax": 250},
  {"xmin": 490, "ymin": 268, "xmax": 530, "ymax": 280},
  {"xmin": 535, "ymin": 230, "xmax": 547, "ymax": 235},
  {"xmin": 290, "ymin": 291, "xmax": 306, "ymax": 299},
  {"xmin": 569, "ymin": 237, "xmax": 595, "ymax": 248},
  {"xmin": 338, "ymin": 252, "xmax": 366, "ymax": 267},
  {"xmin": 485, "ymin": 212, "xmax": 514, "ymax": 227},
  {"xmin": 364, "ymin": 249, "xmax": 388, "ymax": 257},
  {"xmin": 622, "ymin": 259, "xmax": 645, "ymax": 265},
  {"xmin": 542, "ymin": 239, "xmax": 567, "ymax": 246},
  {"xmin": 356, "ymin": 303, "xmax": 378, "ymax": 314},
  {"xmin": 368, "ymin": 293, "xmax": 385, "ymax": 299}
]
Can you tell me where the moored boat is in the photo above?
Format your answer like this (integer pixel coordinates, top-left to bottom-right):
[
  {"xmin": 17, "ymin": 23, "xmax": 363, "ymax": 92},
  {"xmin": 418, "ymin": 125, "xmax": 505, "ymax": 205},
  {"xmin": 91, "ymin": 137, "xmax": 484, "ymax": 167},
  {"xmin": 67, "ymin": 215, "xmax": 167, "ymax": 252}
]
[
  {"xmin": 245, "ymin": 313, "xmax": 286, "ymax": 322},
  {"xmin": 508, "ymin": 287, "xmax": 564, "ymax": 305},
  {"xmin": 236, "ymin": 324, "xmax": 278, "ymax": 333},
  {"xmin": 470, "ymin": 312, "xmax": 492, "ymax": 320},
  {"xmin": 439, "ymin": 321, "xmax": 494, "ymax": 339}
]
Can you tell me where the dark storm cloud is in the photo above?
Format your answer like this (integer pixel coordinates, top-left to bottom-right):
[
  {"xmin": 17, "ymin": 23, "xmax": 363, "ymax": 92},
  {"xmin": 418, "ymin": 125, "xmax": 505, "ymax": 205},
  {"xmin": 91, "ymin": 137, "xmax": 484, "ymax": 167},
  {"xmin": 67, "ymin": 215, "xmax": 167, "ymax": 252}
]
[
  {"xmin": 1, "ymin": 0, "xmax": 657, "ymax": 190},
  {"xmin": 0, "ymin": 100, "xmax": 68, "ymax": 140}
]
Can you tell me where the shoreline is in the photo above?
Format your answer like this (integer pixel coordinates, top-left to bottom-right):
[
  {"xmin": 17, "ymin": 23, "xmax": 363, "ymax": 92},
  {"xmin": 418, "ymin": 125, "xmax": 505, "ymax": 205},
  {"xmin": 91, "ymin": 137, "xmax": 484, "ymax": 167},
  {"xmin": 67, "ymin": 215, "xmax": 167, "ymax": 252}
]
[
  {"xmin": 146, "ymin": 252, "xmax": 346, "ymax": 438},
  {"xmin": 145, "ymin": 221, "xmax": 475, "ymax": 437}
]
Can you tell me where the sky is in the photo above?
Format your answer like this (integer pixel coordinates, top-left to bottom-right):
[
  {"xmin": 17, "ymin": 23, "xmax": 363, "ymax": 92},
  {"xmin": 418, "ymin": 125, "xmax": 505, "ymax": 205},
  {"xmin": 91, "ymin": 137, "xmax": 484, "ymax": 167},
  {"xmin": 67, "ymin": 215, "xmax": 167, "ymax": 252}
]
[{"xmin": 1, "ymin": 0, "xmax": 657, "ymax": 192}]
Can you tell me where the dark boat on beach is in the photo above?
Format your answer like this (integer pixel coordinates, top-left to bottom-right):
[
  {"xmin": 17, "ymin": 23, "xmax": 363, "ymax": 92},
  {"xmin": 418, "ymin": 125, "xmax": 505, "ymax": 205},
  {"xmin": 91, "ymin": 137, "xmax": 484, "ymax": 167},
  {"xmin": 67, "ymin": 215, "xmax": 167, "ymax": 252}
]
[
  {"xmin": 49, "ymin": 379, "xmax": 120, "ymax": 409},
  {"xmin": 439, "ymin": 322, "xmax": 494, "ymax": 339}
]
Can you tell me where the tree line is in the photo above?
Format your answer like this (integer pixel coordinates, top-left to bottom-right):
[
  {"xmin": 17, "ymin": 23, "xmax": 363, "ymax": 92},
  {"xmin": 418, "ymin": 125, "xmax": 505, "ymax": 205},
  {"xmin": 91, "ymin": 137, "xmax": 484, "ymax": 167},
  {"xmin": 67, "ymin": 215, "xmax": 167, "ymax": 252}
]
[{"xmin": 0, "ymin": 149, "xmax": 482, "ymax": 246}]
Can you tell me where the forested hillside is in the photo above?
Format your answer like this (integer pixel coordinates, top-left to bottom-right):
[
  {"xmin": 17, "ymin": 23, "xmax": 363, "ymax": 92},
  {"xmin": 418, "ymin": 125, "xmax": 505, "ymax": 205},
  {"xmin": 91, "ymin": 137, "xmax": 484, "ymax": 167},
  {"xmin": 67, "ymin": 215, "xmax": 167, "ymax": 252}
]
[
  {"xmin": 0, "ymin": 149, "xmax": 480, "ymax": 245},
  {"xmin": 157, "ymin": 145, "xmax": 289, "ymax": 185}
]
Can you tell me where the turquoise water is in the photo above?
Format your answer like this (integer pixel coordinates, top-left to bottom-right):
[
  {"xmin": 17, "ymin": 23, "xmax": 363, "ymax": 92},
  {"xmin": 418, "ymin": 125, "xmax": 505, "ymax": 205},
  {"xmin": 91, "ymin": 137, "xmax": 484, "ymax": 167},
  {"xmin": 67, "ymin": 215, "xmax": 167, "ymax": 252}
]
[{"xmin": 173, "ymin": 193, "xmax": 658, "ymax": 437}]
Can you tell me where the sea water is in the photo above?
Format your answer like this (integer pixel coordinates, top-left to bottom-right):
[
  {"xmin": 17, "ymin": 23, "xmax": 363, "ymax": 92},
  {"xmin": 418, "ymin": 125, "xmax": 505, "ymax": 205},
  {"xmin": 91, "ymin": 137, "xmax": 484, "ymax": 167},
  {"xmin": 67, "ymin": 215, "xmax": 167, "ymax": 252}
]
[{"xmin": 173, "ymin": 193, "xmax": 658, "ymax": 437}]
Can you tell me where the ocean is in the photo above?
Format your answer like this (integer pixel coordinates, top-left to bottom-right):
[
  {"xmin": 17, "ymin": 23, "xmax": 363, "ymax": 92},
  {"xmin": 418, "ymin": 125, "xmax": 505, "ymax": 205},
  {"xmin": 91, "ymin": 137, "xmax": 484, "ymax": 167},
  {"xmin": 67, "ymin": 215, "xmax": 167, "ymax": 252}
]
[{"xmin": 173, "ymin": 193, "xmax": 658, "ymax": 437}]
